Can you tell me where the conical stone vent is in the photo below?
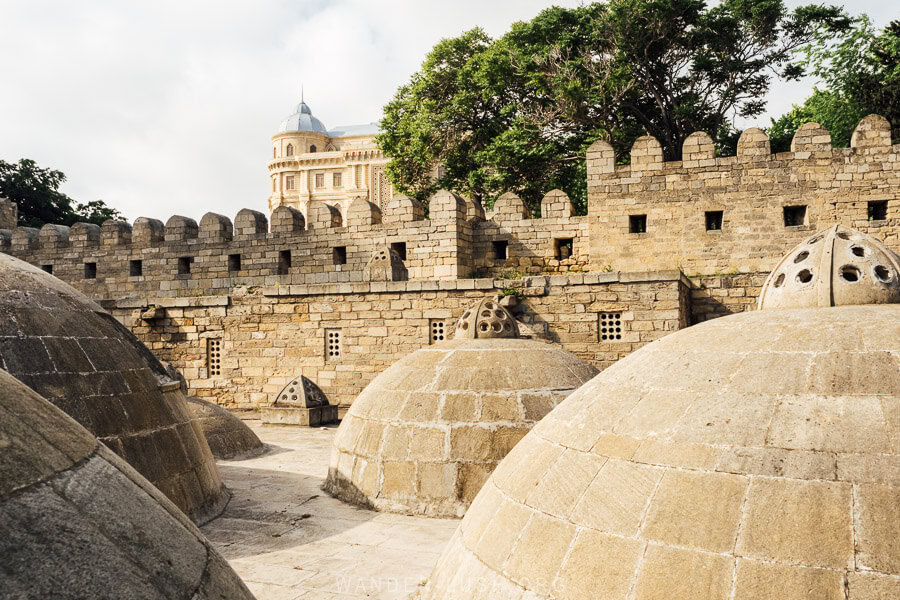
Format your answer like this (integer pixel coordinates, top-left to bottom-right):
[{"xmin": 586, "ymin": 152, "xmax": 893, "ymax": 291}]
[
  {"xmin": 421, "ymin": 227, "xmax": 900, "ymax": 600},
  {"xmin": 324, "ymin": 297, "xmax": 598, "ymax": 517}
]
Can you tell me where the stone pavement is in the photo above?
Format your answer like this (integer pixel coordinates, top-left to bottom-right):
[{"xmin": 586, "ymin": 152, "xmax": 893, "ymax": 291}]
[{"xmin": 201, "ymin": 422, "xmax": 459, "ymax": 600}]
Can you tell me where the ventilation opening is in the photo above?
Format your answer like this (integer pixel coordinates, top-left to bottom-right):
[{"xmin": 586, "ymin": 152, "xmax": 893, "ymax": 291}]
[
  {"xmin": 207, "ymin": 338, "xmax": 222, "ymax": 377},
  {"xmin": 705, "ymin": 210, "xmax": 723, "ymax": 231},
  {"xmin": 783, "ymin": 205, "xmax": 807, "ymax": 227},
  {"xmin": 278, "ymin": 250, "xmax": 291, "ymax": 275},
  {"xmin": 850, "ymin": 245, "xmax": 866, "ymax": 258},
  {"xmin": 868, "ymin": 200, "xmax": 888, "ymax": 221},
  {"xmin": 874, "ymin": 265, "xmax": 892, "ymax": 282},
  {"xmin": 840, "ymin": 265, "xmax": 861, "ymax": 282},
  {"xmin": 130, "ymin": 259, "xmax": 143, "ymax": 277},
  {"xmin": 41, "ymin": 264, "xmax": 52, "ymax": 274},
  {"xmin": 599, "ymin": 312, "xmax": 624, "ymax": 342},
  {"xmin": 773, "ymin": 273, "xmax": 786, "ymax": 288},
  {"xmin": 83, "ymin": 262, "xmax": 97, "ymax": 279},
  {"xmin": 629, "ymin": 214, "xmax": 647, "ymax": 234},
  {"xmin": 492, "ymin": 240, "xmax": 508, "ymax": 261},
  {"xmin": 796, "ymin": 269, "xmax": 813, "ymax": 284},
  {"xmin": 228, "ymin": 253, "xmax": 241, "ymax": 272},
  {"xmin": 390, "ymin": 241, "xmax": 407, "ymax": 261},
  {"xmin": 333, "ymin": 246, "xmax": 347, "ymax": 265},
  {"xmin": 554, "ymin": 238, "xmax": 574, "ymax": 260},
  {"xmin": 177, "ymin": 256, "xmax": 192, "ymax": 275},
  {"xmin": 429, "ymin": 320, "xmax": 445, "ymax": 344},
  {"xmin": 793, "ymin": 251, "xmax": 809, "ymax": 263},
  {"xmin": 325, "ymin": 329, "xmax": 342, "ymax": 361}
]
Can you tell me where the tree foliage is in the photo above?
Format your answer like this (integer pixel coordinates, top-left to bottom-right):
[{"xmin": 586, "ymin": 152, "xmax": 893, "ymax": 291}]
[
  {"xmin": 0, "ymin": 158, "xmax": 121, "ymax": 228},
  {"xmin": 769, "ymin": 17, "xmax": 900, "ymax": 151},
  {"xmin": 378, "ymin": 0, "xmax": 850, "ymax": 214}
]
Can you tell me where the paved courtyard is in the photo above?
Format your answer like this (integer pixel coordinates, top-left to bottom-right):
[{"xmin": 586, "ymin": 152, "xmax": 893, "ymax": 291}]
[{"xmin": 201, "ymin": 422, "xmax": 459, "ymax": 600}]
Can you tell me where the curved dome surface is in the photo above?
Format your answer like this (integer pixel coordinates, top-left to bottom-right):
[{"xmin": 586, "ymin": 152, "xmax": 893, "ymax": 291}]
[
  {"xmin": 0, "ymin": 369, "xmax": 256, "ymax": 599},
  {"xmin": 186, "ymin": 397, "xmax": 266, "ymax": 460},
  {"xmin": 421, "ymin": 305, "xmax": 900, "ymax": 599},
  {"xmin": 325, "ymin": 337, "xmax": 598, "ymax": 517},
  {"xmin": 0, "ymin": 253, "xmax": 227, "ymax": 523},
  {"xmin": 277, "ymin": 101, "xmax": 328, "ymax": 134}
]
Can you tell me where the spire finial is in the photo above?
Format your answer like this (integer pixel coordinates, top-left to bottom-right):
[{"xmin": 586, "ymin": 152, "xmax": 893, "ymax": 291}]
[{"xmin": 301, "ymin": 84, "xmax": 304, "ymax": 104}]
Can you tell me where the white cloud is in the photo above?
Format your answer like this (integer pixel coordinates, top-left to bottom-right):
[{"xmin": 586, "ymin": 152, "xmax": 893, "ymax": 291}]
[{"xmin": 0, "ymin": 0, "xmax": 894, "ymax": 222}]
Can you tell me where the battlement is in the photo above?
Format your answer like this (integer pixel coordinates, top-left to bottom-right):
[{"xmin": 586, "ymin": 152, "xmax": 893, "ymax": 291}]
[{"xmin": 587, "ymin": 114, "xmax": 900, "ymax": 274}]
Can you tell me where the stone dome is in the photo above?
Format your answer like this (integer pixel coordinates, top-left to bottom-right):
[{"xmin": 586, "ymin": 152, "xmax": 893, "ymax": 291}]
[
  {"xmin": 759, "ymin": 224, "xmax": 900, "ymax": 309},
  {"xmin": 186, "ymin": 397, "xmax": 266, "ymax": 460},
  {"xmin": 454, "ymin": 297, "xmax": 519, "ymax": 339},
  {"xmin": 0, "ymin": 369, "xmax": 256, "ymax": 599},
  {"xmin": 324, "ymin": 299, "xmax": 598, "ymax": 518},
  {"xmin": 0, "ymin": 253, "xmax": 227, "ymax": 523},
  {"xmin": 278, "ymin": 100, "xmax": 328, "ymax": 134},
  {"xmin": 420, "ymin": 300, "xmax": 900, "ymax": 598}
]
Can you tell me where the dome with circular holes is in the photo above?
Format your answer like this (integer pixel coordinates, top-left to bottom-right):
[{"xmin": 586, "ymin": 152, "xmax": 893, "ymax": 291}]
[
  {"xmin": 419, "ymin": 236, "xmax": 900, "ymax": 600},
  {"xmin": 454, "ymin": 298, "xmax": 519, "ymax": 339},
  {"xmin": 0, "ymin": 253, "xmax": 228, "ymax": 524},
  {"xmin": 759, "ymin": 224, "xmax": 900, "ymax": 309},
  {"xmin": 323, "ymin": 298, "xmax": 598, "ymax": 517},
  {"xmin": 274, "ymin": 375, "xmax": 328, "ymax": 408}
]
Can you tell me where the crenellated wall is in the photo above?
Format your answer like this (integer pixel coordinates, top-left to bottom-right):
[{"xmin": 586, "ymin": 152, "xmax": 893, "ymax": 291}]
[{"xmin": 587, "ymin": 114, "xmax": 900, "ymax": 275}]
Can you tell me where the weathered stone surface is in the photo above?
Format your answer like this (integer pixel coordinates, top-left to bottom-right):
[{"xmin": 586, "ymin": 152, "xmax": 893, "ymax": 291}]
[
  {"xmin": 0, "ymin": 370, "xmax": 255, "ymax": 600},
  {"xmin": 325, "ymin": 326, "xmax": 598, "ymax": 517},
  {"xmin": 0, "ymin": 252, "xmax": 227, "ymax": 524},
  {"xmin": 186, "ymin": 397, "xmax": 266, "ymax": 460}
]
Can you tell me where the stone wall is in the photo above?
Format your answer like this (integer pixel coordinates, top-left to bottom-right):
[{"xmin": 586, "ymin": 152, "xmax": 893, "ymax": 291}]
[
  {"xmin": 102, "ymin": 272, "xmax": 689, "ymax": 412},
  {"xmin": 587, "ymin": 115, "xmax": 900, "ymax": 275}
]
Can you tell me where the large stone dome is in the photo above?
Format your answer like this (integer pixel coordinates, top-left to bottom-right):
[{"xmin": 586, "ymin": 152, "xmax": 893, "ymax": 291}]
[
  {"xmin": 324, "ymin": 300, "xmax": 598, "ymax": 517},
  {"xmin": 420, "ymin": 229, "xmax": 900, "ymax": 599},
  {"xmin": 0, "ymin": 253, "xmax": 227, "ymax": 523},
  {"xmin": 0, "ymin": 369, "xmax": 256, "ymax": 599}
]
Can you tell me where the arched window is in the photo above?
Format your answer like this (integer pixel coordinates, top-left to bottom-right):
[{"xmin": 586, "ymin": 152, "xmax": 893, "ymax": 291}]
[
  {"xmin": 310, "ymin": 144, "xmax": 317, "ymax": 153},
  {"xmin": 272, "ymin": 179, "xmax": 276, "ymax": 192},
  {"xmin": 286, "ymin": 143, "xmax": 294, "ymax": 156},
  {"xmin": 273, "ymin": 147, "xmax": 276, "ymax": 158}
]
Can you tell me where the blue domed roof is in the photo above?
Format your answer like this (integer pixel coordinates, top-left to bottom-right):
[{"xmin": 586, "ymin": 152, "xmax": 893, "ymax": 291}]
[{"xmin": 278, "ymin": 101, "xmax": 328, "ymax": 134}]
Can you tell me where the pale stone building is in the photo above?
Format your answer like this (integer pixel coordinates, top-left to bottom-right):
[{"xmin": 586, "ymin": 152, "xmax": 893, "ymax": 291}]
[{"xmin": 267, "ymin": 98, "xmax": 392, "ymax": 219}]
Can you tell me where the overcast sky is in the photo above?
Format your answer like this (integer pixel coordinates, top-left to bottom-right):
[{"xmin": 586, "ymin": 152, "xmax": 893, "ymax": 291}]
[{"xmin": 0, "ymin": 1, "xmax": 895, "ymax": 223}]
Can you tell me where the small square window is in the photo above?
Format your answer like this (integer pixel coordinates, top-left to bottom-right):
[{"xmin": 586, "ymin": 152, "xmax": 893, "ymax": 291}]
[
  {"xmin": 207, "ymin": 338, "xmax": 222, "ymax": 377},
  {"xmin": 868, "ymin": 200, "xmax": 888, "ymax": 221},
  {"xmin": 41, "ymin": 264, "xmax": 53, "ymax": 274},
  {"xmin": 492, "ymin": 240, "xmax": 508, "ymax": 260},
  {"xmin": 333, "ymin": 172, "xmax": 342, "ymax": 187},
  {"xmin": 705, "ymin": 210, "xmax": 723, "ymax": 231},
  {"xmin": 84, "ymin": 262, "xmax": 97, "ymax": 279},
  {"xmin": 315, "ymin": 173, "xmax": 325, "ymax": 188},
  {"xmin": 783, "ymin": 205, "xmax": 807, "ymax": 227},
  {"xmin": 429, "ymin": 320, "xmax": 446, "ymax": 344},
  {"xmin": 629, "ymin": 214, "xmax": 647, "ymax": 234},
  {"xmin": 554, "ymin": 238, "xmax": 574, "ymax": 260},
  {"xmin": 325, "ymin": 329, "xmax": 342, "ymax": 361},
  {"xmin": 130, "ymin": 259, "xmax": 143, "ymax": 277},
  {"xmin": 391, "ymin": 241, "xmax": 407, "ymax": 261},
  {"xmin": 228, "ymin": 253, "xmax": 241, "ymax": 272},
  {"xmin": 285, "ymin": 176, "xmax": 294, "ymax": 191},
  {"xmin": 599, "ymin": 312, "xmax": 626, "ymax": 342},
  {"xmin": 177, "ymin": 256, "xmax": 192, "ymax": 275},
  {"xmin": 333, "ymin": 246, "xmax": 347, "ymax": 265},
  {"xmin": 278, "ymin": 250, "xmax": 291, "ymax": 275}
]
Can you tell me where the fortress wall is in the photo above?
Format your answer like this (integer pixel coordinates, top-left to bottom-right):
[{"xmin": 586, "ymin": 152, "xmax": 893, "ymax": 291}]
[
  {"xmin": 103, "ymin": 272, "xmax": 689, "ymax": 411},
  {"xmin": 587, "ymin": 116, "xmax": 900, "ymax": 275}
]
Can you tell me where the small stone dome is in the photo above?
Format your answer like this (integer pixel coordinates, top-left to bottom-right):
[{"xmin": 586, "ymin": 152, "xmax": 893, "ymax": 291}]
[
  {"xmin": 0, "ymin": 370, "xmax": 256, "ymax": 599},
  {"xmin": 274, "ymin": 375, "xmax": 328, "ymax": 408},
  {"xmin": 0, "ymin": 253, "xmax": 227, "ymax": 523},
  {"xmin": 454, "ymin": 298, "xmax": 519, "ymax": 339},
  {"xmin": 324, "ymin": 299, "xmax": 598, "ymax": 518},
  {"xmin": 278, "ymin": 100, "xmax": 328, "ymax": 134},
  {"xmin": 759, "ymin": 224, "xmax": 900, "ymax": 309},
  {"xmin": 186, "ymin": 397, "xmax": 266, "ymax": 460},
  {"xmin": 421, "ymin": 286, "xmax": 900, "ymax": 597}
]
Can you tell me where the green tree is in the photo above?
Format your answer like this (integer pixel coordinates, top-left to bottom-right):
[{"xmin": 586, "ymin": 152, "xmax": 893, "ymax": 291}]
[
  {"xmin": 0, "ymin": 158, "xmax": 121, "ymax": 228},
  {"xmin": 378, "ymin": 0, "xmax": 850, "ymax": 213},
  {"xmin": 769, "ymin": 17, "xmax": 900, "ymax": 151}
]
